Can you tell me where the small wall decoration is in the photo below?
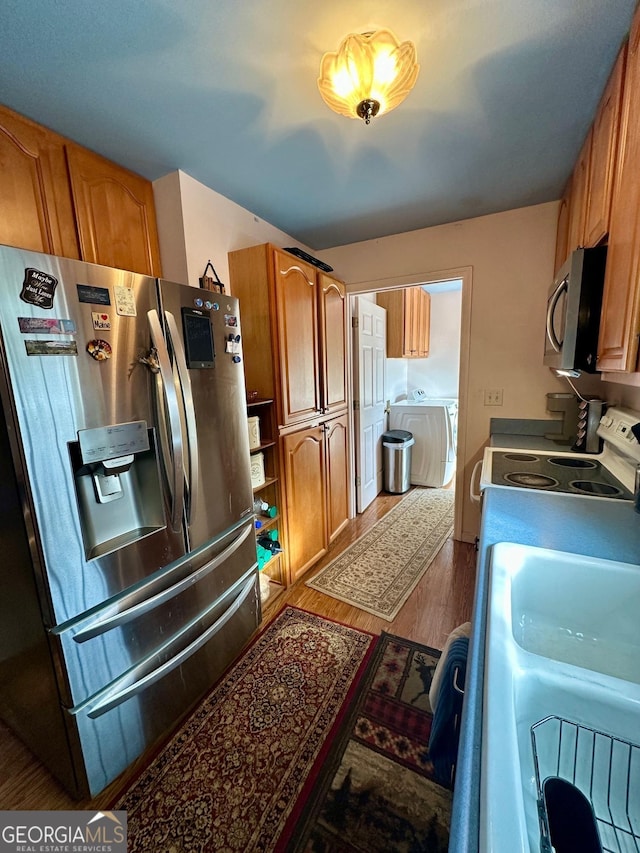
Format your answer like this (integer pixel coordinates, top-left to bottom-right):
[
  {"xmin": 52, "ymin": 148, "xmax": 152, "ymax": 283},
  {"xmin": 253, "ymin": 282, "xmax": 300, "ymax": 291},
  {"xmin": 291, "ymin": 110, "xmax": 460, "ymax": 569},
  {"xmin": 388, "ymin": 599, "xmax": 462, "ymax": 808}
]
[{"xmin": 199, "ymin": 260, "xmax": 226, "ymax": 294}]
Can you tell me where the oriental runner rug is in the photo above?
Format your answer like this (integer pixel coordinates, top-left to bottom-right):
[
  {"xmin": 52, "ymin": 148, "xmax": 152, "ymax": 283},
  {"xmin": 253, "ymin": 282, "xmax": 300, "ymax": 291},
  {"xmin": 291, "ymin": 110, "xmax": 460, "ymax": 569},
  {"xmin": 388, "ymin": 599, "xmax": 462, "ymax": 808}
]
[
  {"xmin": 113, "ymin": 606, "xmax": 376, "ymax": 852},
  {"xmin": 306, "ymin": 487, "xmax": 454, "ymax": 620},
  {"xmin": 281, "ymin": 633, "xmax": 452, "ymax": 853}
]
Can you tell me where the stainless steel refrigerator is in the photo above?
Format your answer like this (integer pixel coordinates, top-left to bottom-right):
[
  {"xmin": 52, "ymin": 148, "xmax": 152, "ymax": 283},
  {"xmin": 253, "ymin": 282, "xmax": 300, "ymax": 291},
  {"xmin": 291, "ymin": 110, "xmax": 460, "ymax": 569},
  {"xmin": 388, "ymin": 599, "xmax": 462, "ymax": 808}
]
[{"xmin": 0, "ymin": 245, "xmax": 260, "ymax": 797}]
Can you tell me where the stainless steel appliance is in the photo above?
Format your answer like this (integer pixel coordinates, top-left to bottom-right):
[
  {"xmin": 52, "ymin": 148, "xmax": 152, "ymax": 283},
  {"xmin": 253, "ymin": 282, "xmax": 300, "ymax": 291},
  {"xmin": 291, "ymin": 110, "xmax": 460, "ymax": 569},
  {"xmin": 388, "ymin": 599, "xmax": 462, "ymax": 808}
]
[
  {"xmin": 479, "ymin": 406, "xmax": 640, "ymax": 501},
  {"xmin": 0, "ymin": 246, "xmax": 259, "ymax": 797},
  {"xmin": 543, "ymin": 247, "xmax": 607, "ymax": 375}
]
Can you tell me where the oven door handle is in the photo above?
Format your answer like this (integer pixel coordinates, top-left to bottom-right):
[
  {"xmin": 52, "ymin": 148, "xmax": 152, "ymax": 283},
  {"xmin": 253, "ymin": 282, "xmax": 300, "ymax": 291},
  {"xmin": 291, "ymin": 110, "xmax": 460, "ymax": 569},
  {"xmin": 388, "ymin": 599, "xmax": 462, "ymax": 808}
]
[
  {"xmin": 546, "ymin": 277, "xmax": 567, "ymax": 353},
  {"xmin": 470, "ymin": 459, "xmax": 483, "ymax": 504}
]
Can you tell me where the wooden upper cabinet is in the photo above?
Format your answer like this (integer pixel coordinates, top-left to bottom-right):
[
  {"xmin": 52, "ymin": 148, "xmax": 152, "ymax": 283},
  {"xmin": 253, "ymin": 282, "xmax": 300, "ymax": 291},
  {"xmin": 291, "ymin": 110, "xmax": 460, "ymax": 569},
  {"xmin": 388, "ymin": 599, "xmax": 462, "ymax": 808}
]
[
  {"xmin": 0, "ymin": 104, "xmax": 162, "ymax": 276},
  {"xmin": 273, "ymin": 249, "xmax": 321, "ymax": 426},
  {"xmin": 598, "ymin": 15, "xmax": 640, "ymax": 373},
  {"xmin": 554, "ymin": 179, "xmax": 572, "ymax": 273},
  {"xmin": 584, "ymin": 45, "xmax": 626, "ymax": 248},
  {"xmin": 376, "ymin": 287, "xmax": 430, "ymax": 358},
  {"xmin": 318, "ymin": 273, "xmax": 348, "ymax": 414},
  {"xmin": 567, "ymin": 131, "xmax": 592, "ymax": 254},
  {"xmin": 66, "ymin": 144, "xmax": 162, "ymax": 276},
  {"xmin": 0, "ymin": 105, "xmax": 79, "ymax": 258},
  {"xmin": 416, "ymin": 289, "xmax": 431, "ymax": 357}
]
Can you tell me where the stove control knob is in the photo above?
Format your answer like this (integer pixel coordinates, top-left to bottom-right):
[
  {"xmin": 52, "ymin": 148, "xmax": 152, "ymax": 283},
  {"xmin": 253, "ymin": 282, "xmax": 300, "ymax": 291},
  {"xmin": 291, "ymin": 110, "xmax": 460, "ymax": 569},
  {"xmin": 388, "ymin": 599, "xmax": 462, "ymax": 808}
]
[
  {"xmin": 578, "ymin": 418, "xmax": 587, "ymax": 429},
  {"xmin": 577, "ymin": 428, "xmax": 586, "ymax": 439}
]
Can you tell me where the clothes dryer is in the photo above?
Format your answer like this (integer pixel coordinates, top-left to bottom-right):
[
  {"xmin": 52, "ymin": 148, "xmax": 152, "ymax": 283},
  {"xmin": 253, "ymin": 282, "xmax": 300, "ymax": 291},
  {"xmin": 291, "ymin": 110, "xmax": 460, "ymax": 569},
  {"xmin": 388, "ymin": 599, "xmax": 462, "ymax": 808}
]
[{"xmin": 389, "ymin": 395, "xmax": 458, "ymax": 487}]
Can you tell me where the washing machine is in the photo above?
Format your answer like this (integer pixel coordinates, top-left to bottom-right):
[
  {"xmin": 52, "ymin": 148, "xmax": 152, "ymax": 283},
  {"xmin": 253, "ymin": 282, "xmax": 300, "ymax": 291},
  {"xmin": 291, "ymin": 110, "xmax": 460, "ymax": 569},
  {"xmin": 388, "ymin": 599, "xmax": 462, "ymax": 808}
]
[{"xmin": 388, "ymin": 391, "xmax": 458, "ymax": 487}]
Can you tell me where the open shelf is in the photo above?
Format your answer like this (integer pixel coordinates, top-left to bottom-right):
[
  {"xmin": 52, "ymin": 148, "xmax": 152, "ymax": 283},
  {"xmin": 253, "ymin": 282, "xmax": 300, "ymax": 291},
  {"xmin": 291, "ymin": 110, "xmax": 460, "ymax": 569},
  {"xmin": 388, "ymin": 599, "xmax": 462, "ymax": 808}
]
[
  {"xmin": 254, "ymin": 513, "xmax": 281, "ymax": 533},
  {"xmin": 253, "ymin": 476, "xmax": 278, "ymax": 494},
  {"xmin": 250, "ymin": 439, "xmax": 276, "ymax": 454}
]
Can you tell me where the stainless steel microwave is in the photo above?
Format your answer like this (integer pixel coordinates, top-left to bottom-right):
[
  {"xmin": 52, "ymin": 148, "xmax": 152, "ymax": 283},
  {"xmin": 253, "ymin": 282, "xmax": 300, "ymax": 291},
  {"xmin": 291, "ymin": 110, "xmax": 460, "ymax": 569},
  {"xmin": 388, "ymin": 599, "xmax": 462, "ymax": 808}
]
[{"xmin": 543, "ymin": 246, "xmax": 607, "ymax": 374}]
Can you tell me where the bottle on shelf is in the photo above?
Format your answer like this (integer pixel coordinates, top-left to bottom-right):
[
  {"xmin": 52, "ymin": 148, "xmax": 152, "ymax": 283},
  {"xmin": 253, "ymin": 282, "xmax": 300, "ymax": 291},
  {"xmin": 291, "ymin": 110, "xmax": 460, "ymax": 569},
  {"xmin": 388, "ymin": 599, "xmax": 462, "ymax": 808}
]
[
  {"xmin": 257, "ymin": 530, "xmax": 282, "ymax": 554},
  {"xmin": 253, "ymin": 497, "xmax": 277, "ymax": 518}
]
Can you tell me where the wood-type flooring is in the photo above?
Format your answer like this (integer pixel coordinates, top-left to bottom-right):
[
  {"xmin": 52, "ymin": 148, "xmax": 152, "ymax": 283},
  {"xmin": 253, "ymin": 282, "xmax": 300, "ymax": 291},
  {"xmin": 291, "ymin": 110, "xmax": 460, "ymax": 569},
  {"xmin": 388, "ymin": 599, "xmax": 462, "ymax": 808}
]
[{"xmin": 0, "ymin": 487, "xmax": 476, "ymax": 812}]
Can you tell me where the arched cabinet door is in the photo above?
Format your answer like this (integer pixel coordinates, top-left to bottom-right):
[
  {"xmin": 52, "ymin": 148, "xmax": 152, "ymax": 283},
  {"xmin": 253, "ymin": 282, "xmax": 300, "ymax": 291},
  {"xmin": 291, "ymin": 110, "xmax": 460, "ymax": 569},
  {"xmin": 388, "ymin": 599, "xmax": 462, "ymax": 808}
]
[
  {"xmin": 0, "ymin": 105, "xmax": 79, "ymax": 258},
  {"xmin": 282, "ymin": 425, "xmax": 327, "ymax": 582},
  {"xmin": 319, "ymin": 274, "xmax": 348, "ymax": 414},
  {"xmin": 273, "ymin": 250, "xmax": 321, "ymax": 426},
  {"xmin": 66, "ymin": 144, "xmax": 162, "ymax": 277}
]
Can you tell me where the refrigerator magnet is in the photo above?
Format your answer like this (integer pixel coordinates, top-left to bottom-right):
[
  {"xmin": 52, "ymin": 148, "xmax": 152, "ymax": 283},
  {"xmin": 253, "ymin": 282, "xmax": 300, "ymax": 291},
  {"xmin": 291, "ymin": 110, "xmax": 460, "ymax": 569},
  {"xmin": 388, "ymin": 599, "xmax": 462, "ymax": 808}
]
[
  {"xmin": 86, "ymin": 339, "xmax": 112, "ymax": 361},
  {"xmin": 77, "ymin": 283, "xmax": 111, "ymax": 305},
  {"xmin": 25, "ymin": 340, "xmax": 78, "ymax": 356},
  {"xmin": 20, "ymin": 268, "xmax": 59, "ymax": 309},
  {"xmin": 91, "ymin": 312, "xmax": 111, "ymax": 331},
  {"xmin": 114, "ymin": 285, "xmax": 137, "ymax": 317},
  {"xmin": 18, "ymin": 317, "xmax": 76, "ymax": 334}
]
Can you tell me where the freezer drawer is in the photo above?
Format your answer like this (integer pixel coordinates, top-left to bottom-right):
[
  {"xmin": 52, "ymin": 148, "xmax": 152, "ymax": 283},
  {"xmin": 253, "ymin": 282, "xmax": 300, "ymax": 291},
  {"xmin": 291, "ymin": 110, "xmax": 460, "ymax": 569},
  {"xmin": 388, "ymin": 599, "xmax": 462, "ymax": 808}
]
[
  {"xmin": 52, "ymin": 518, "xmax": 257, "ymax": 705},
  {"xmin": 65, "ymin": 569, "xmax": 260, "ymax": 797}
]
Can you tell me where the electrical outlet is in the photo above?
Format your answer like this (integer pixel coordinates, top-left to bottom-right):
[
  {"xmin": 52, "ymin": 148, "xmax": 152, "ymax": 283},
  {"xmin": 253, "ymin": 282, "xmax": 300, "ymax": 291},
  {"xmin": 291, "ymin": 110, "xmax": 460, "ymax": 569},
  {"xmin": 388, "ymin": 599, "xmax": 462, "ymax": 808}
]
[{"xmin": 484, "ymin": 388, "xmax": 503, "ymax": 406}]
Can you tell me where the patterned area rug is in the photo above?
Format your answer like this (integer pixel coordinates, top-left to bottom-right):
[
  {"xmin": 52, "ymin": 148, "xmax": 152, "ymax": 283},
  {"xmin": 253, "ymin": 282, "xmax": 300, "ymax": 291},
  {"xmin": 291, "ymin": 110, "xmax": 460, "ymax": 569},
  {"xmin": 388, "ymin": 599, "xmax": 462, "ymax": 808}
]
[
  {"xmin": 113, "ymin": 606, "xmax": 375, "ymax": 852},
  {"xmin": 306, "ymin": 487, "xmax": 454, "ymax": 620},
  {"xmin": 281, "ymin": 633, "xmax": 452, "ymax": 852}
]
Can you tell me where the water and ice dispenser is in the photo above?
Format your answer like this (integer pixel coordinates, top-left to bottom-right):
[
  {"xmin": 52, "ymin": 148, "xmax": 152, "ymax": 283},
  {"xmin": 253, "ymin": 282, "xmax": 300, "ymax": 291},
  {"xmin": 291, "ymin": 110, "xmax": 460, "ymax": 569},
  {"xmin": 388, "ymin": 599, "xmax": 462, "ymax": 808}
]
[{"xmin": 70, "ymin": 420, "xmax": 166, "ymax": 560}]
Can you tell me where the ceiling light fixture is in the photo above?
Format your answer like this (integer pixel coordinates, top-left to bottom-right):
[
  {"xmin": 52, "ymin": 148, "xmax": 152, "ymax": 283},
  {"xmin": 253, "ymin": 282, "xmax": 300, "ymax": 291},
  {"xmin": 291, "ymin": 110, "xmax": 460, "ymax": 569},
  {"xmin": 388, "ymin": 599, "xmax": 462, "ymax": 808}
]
[{"xmin": 318, "ymin": 29, "xmax": 419, "ymax": 125}]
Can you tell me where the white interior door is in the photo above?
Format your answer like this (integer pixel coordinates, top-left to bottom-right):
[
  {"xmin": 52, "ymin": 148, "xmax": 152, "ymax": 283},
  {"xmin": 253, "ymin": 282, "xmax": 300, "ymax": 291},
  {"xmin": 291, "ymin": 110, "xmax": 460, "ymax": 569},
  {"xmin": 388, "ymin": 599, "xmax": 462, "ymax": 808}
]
[{"xmin": 353, "ymin": 297, "xmax": 387, "ymax": 512}]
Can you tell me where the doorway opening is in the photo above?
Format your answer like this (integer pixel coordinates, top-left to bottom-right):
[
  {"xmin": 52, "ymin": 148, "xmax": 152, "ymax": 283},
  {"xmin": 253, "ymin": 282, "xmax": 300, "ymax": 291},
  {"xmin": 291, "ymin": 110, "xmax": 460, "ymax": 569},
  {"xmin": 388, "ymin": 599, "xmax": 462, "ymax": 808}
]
[{"xmin": 347, "ymin": 266, "xmax": 472, "ymax": 543}]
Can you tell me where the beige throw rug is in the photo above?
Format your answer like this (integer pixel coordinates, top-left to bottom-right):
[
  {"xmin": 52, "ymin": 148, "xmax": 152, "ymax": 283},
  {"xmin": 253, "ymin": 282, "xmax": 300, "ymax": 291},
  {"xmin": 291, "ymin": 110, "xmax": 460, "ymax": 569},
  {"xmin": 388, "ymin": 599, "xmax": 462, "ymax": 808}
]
[{"xmin": 306, "ymin": 488, "xmax": 454, "ymax": 621}]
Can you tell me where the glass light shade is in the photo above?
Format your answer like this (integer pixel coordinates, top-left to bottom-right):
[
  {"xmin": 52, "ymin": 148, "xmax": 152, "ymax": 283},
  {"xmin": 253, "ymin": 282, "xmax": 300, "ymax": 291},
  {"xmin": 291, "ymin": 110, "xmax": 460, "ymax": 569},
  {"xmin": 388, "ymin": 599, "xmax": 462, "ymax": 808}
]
[{"xmin": 318, "ymin": 29, "xmax": 419, "ymax": 123}]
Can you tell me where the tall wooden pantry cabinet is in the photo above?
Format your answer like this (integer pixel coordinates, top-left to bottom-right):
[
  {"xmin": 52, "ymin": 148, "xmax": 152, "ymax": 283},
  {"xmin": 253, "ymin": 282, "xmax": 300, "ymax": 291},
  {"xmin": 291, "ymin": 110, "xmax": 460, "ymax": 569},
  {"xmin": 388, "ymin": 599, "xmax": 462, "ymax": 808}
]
[{"xmin": 228, "ymin": 244, "xmax": 350, "ymax": 586}]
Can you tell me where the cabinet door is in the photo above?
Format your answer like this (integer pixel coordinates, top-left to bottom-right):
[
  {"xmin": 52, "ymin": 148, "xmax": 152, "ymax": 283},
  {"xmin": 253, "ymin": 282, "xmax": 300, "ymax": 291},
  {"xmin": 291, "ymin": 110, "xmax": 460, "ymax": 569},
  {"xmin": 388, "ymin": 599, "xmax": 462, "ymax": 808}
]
[
  {"xmin": 597, "ymin": 16, "xmax": 640, "ymax": 373},
  {"xmin": 273, "ymin": 250, "xmax": 321, "ymax": 426},
  {"xmin": 0, "ymin": 105, "xmax": 79, "ymax": 258},
  {"xmin": 567, "ymin": 132, "xmax": 592, "ymax": 254},
  {"xmin": 554, "ymin": 180, "xmax": 571, "ymax": 273},
  {"xmin": 66, "ymin": 144, "xmax": 162, "ymax": 276},
  {"xmin": 417, "ymin": 289, "xmax": 431, "ymax": 357},
  {"xmin": 376, "ymin": 289, "xmax": 404, "ymax": 357},
  {"xmin": 282, "ymin": 425, "xmax": 327, "ymax": 582},
  {"xmin": 584, "ymin": 46, "xmax": 625, "ymax": 248},
  {"xmin": 318, "ymin": 273, "xmax": 348, "ymax": 414},
  {"xmin": 404, "ymin": 288, "xmax": 420, "ymax": 357},
  {"xmin": 325, "ymin": 413, "xmax": 349, "ymax": 544}
]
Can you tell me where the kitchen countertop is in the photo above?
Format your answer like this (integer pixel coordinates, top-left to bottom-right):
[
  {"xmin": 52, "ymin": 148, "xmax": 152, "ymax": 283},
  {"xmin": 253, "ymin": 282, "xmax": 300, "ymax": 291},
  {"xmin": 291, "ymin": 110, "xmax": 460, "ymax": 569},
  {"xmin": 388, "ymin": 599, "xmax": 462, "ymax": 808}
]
[
  {"xmin": 449, "ymin": 487, "xmax": 640, "ymax": 853},
  {"xmin": 489, "ymin": 416, "xmax": 575, "ymax": 451}
]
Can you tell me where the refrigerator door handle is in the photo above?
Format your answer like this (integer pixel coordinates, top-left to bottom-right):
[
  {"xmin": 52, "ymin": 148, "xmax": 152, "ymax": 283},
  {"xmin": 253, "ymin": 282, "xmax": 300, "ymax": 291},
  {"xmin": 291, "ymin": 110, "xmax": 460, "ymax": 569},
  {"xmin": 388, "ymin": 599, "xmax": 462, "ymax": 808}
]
[
  {"xmin": 148, "ymin": 308, "xmax": 184, "ymax": 532},
  {"xmin": 65, "ymin": 521, "xmax": 254, "ymax": 643},
  {"xmin": 164, "ymin": 310, "xmax": 200, "ymax": 526},
  {"xmin": 73, "ymin": 573, "xmax": 256, "ymax": 719}
]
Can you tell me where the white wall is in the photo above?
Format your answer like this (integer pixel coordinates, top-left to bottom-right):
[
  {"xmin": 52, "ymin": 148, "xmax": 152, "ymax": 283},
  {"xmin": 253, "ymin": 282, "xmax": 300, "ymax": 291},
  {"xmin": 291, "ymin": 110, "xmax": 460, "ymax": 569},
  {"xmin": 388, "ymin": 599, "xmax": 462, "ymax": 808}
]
[
  {"xmin": 153, "ymin": 169, "xmax": 311, "ymax": 290},
  {"xmin": 408, "ymin": 289, "xmax": 462, "ymax": 398},
  {"xmin": 386, "ymin": 359, "xmax": 409, "ymax": 403},
  {"xmin": 321, "ymin": 202, "xmax": 566, "ymax": 542}
]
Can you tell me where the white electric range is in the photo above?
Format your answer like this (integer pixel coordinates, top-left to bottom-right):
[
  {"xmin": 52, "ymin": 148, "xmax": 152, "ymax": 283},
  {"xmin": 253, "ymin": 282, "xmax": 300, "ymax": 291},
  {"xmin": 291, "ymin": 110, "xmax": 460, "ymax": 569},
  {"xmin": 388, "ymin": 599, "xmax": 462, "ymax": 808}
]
[{"xmin": 479, "ymin": 406, "xmax": 640, "ymax": 502}]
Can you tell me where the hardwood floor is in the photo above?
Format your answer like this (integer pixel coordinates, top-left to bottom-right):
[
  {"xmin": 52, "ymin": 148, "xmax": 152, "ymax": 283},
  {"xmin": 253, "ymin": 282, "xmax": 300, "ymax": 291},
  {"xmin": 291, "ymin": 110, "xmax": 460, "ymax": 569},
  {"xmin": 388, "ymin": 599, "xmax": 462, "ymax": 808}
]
[{"xmin": 0, "ymin": 488, "xmax": 476, "ymax": 812}]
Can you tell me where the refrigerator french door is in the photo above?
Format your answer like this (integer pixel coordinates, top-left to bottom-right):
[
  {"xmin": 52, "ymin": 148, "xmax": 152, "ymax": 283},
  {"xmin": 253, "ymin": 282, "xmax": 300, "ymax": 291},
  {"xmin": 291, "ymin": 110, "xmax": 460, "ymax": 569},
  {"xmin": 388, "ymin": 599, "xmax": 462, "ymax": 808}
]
[{"xmin": 0, "ymin": 246, "xmax": 259, "ymax": 797}]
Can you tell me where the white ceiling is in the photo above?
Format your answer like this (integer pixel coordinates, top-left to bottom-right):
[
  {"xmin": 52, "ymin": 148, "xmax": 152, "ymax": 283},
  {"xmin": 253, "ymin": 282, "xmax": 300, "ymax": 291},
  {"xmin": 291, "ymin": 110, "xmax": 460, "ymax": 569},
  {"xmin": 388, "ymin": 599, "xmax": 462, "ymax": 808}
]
[{"xmin": 0, "ymin": 0, "xmax": 636, "ymax": 250}]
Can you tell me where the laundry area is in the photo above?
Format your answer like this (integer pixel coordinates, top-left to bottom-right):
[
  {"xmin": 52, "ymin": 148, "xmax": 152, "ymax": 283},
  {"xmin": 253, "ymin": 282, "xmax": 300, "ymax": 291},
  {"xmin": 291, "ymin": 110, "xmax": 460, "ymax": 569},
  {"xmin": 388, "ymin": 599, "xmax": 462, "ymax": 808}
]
[{"xmin": 356, "ymin": 281, "xmax": 462, "ymax": 502}]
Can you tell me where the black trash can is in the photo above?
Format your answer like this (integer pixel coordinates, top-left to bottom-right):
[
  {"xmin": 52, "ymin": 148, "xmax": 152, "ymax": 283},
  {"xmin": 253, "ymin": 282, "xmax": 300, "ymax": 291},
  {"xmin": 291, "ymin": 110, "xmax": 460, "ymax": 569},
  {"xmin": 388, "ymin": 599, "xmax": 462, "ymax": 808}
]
[{"xmin": 382, "ymin": 429, "xmax": 415, "ymax": 494}]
